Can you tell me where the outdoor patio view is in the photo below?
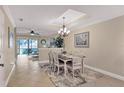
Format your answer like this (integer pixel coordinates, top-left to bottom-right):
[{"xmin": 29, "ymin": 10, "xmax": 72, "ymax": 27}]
[{"xmin": 17, "ymin": 39, "xmax": 38, "ymax": 55}]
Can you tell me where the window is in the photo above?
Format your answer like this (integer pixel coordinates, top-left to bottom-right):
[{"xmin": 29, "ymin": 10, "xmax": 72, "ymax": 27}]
[
  {"xmin": 17, "ymin": 38, "xmax": 38, "ymax": 55},
  {"xmin": 17, "ymin": 39, "xmax": 28, "ymax": 55}
]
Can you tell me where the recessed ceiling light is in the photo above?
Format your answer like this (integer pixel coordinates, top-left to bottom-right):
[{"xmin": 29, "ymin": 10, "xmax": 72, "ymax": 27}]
[{"xmin": 19, "ymin": 18, "xmax": 23, "ymax": 22}]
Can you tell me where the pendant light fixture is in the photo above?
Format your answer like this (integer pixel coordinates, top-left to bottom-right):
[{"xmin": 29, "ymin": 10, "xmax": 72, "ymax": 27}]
[{"xmin": 58, "ymin": 17, "xmax": 70, "ymax": 37}]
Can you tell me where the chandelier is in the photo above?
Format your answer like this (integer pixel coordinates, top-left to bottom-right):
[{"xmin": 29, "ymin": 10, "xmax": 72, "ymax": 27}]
[{"xmin": 58, "ymin": 17, "xmax": 70, "ymax": 37}]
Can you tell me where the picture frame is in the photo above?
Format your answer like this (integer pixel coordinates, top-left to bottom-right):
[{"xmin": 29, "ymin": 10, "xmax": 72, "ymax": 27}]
[
  {"xmin": 41, "ymin": 39, "xmax": 46, "ymax": 45},
  {"xmin": 74, "ymin": 32, "xmax": 89, "ymax": 48}
]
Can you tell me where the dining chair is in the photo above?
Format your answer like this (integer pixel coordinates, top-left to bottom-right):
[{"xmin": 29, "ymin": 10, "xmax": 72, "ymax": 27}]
[
  {"xmin": 48, "ymin": 51, "xmax": 54, "ymax": 71},
  {"xmin": 52, "ymin": 52, "xmax": 64, "ymax": 75},
  {"xmin": 67, "ymin": 56, "xmax": 82, "ymax": 78}
]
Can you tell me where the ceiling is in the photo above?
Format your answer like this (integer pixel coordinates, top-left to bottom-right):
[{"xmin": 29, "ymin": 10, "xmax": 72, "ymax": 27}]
[{"xmin": 8, "ymin": 5, "xmax": 124, "ymax": 36}]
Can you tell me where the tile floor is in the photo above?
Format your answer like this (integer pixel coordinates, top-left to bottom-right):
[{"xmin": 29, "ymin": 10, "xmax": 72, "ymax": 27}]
[
  {"xmin": 7, "ymin": 55, "xmax": 54, "ymax": 87},
  {"xmin": 7, "ymin": 55, "xmax": 124, "ymax": 87}
]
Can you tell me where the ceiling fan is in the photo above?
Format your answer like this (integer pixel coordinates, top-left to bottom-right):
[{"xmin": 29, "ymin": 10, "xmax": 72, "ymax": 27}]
[{"xmin": 30, "ymin": 30, "xmax": 40, "ymax": 35}]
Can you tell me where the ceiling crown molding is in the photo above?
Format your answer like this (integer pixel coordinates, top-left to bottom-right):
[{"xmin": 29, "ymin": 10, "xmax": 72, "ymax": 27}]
[{"xmin": 2, "ymin": 5, "xmax": 16, "ymax": 27}]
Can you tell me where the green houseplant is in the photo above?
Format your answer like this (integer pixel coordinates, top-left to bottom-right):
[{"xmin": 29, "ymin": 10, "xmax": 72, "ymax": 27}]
[{"xmin": 55, "ymin": 36, "xmax": 64, "ymax": 48}]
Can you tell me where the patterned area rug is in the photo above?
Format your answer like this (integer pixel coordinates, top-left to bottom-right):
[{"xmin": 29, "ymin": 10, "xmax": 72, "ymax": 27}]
[
  {"xmin": 39, "ymin": 63, "xmax": 104, "ymax": 87},
  {"xmin": 49, "ymin": 75, "xmax": 86, "ymax": 87}
]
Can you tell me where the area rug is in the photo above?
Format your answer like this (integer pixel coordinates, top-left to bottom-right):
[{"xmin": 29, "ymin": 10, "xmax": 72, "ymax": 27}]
[
  {"xmin": 49, "ymin": 75, "xmax": 86, "ymax": 87},
  {"xmin": 39, "ymin": 63, "xmax": 104, "ymax": 87}
]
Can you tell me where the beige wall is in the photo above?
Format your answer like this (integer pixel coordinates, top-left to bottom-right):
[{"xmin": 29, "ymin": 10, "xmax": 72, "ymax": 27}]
[
  {"xmin": 65, "ymin": 15, "xmax": 124, "ymax": 76},
  {"xmin": 0, "ymin": 7, "xmax": 16, "ymax": 81}
]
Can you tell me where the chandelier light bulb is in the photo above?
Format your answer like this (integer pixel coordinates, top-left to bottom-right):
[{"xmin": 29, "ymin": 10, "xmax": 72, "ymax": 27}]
[
  {"xmin": 64, "ymin": 28, "xmax": 67, "ymax": 33},
  {"xmin": 62, "ymin": 32, "xmax": 64, "ymax": 35},
  {"xmin": 58, "ymin": 30, "xmax": 61, "ymax": 34},
  {"xmin": 67, "ymin": 30, "xmax": 70, "ymax": 33}
]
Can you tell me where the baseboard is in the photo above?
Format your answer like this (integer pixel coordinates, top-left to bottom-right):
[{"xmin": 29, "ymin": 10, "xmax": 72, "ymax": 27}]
[
  {"xmin": 5, "ymin": 64, "xmax": 15, "ymax": 86},
  {"xmin": 84, "ymin": 64, "xmax": 124, "ymax": 81}
]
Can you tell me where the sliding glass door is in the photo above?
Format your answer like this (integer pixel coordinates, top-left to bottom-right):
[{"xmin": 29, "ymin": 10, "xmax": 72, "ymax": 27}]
[
  {"xmin": 17, "ymin": 38, "xmax": 38, "ymax": 55},
  {"xmin": 29, "ymin": 39, "xmax": 38, "ymax": 55},
  {"xmin": 17, "ymin": 39, "xmax": 28, "ymax": 55}
]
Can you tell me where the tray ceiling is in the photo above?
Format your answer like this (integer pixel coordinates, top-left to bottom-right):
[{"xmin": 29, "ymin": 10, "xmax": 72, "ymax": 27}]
[{"xmin": 8, "ymin": 5, "xmax": 124, "ymax": 36}]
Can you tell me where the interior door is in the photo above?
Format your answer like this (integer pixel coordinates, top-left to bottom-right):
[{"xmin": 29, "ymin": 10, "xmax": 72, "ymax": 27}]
[{"xmin": 0, "ymin": 8, "xmax": 5, "ymax": 87}]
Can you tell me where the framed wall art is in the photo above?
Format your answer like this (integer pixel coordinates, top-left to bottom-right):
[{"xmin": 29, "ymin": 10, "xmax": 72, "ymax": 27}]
[{"xmin": 74, "ymin": 32, "xmax": 89, "ymax": 48}]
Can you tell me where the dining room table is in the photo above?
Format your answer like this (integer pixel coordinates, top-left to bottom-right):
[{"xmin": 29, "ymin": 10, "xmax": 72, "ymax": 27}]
[
  {"xmin": 58, "ymin": 53, "xmax": 86, "ymax": 78},
  {"xmin": 58, "ymin": 54, "xmax": 73, "ymax": 77}
]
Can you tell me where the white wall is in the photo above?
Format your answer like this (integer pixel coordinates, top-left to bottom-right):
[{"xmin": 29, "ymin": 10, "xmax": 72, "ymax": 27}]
[{"xmin": 0, "ymin": 7, "xmax": 16, "ymax": 84}]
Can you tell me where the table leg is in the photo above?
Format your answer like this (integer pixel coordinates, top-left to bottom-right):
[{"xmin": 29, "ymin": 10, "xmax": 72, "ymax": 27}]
[
  {"xmin": 64, "ymin": 61, "xmax": 67, "ymax": 77},
  {"xmin": 81, "ymin": 58, "xmax": 84, "ymax": 74}
]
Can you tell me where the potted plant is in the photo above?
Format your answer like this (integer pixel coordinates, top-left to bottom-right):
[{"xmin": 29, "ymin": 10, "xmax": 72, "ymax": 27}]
[{"xmin": 55, "ymin": 36, "xmax": 64, "ymax": 48}]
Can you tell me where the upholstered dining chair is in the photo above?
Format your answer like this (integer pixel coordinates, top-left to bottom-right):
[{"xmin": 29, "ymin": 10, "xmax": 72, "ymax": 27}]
[
  {"xmin": 67, "ymin": 56, "xmax": 82, "ymax": 78},
  {"xmin": 52, "ymin": 52, "xmax": 64, "ymax": 75}
]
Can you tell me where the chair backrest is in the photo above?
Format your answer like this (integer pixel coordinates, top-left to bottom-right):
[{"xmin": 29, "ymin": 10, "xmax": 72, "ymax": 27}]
[
  {"xmin": 48, "ymin": 51, "xmax": 54, "ymax": 64},
  {"xmin": 52, "ymin": 52, "xmax": 59, "ymax": 65},
  {"xmin": 72, "ymin": 56, "xmax": 82, "ymax": 69}
]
